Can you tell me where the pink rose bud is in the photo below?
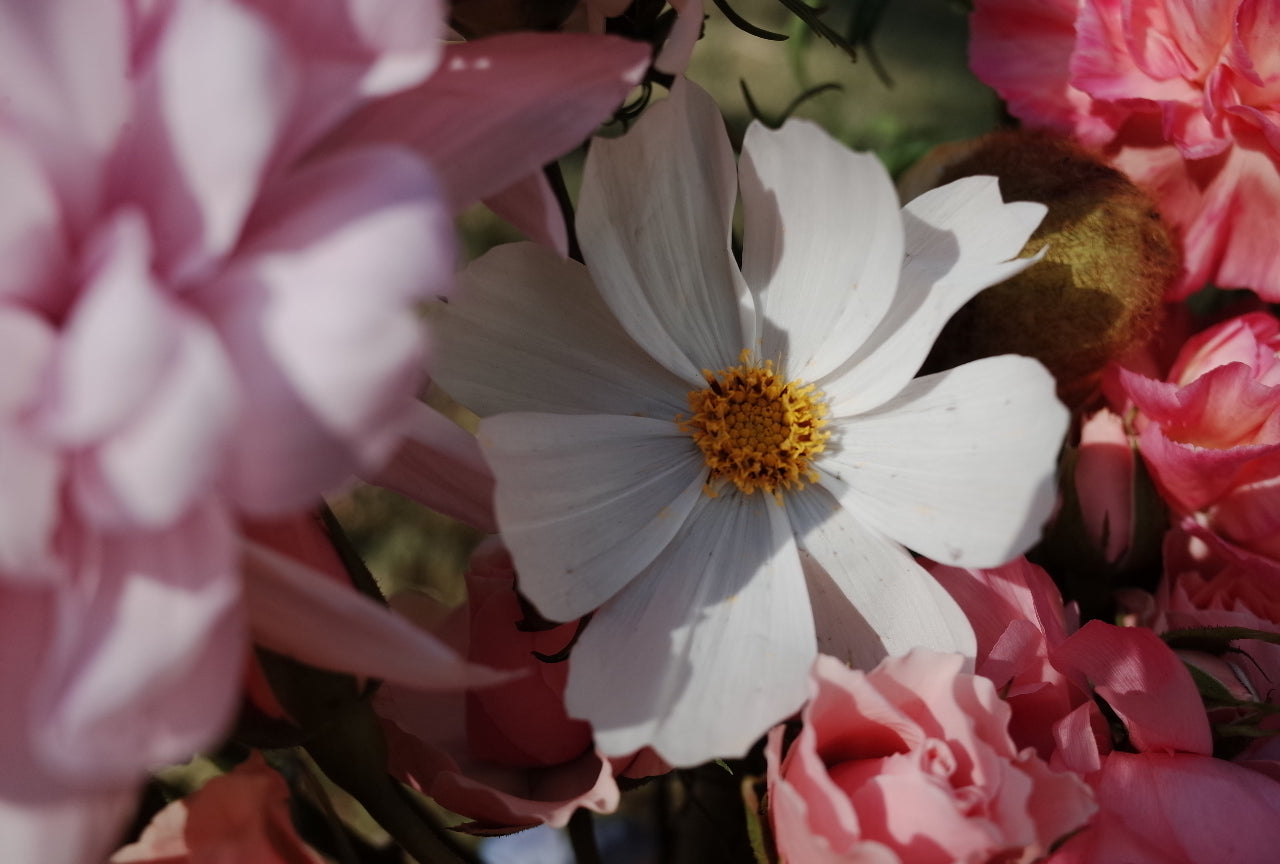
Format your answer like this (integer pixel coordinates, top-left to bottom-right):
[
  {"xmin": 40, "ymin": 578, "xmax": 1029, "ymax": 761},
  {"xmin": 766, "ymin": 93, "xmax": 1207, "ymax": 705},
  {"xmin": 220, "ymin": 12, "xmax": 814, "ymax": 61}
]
[{"xmin": 1075, "ymin": 408, "xmax": 1137, "ymax": 564}]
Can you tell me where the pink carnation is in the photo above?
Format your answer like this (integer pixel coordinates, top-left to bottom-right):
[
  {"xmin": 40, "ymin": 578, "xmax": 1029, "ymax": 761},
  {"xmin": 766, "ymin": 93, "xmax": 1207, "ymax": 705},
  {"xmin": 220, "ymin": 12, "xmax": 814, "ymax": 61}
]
[
  {"xmin": 1114, "ymin": 311, "xmax": 1280, "ymax": 561},
  {"xmin": 0, "ymin": 0, "xmax": 649, "ymax": 858},
  {"xmin": 765, "ymin": 651, "xmax": 1094, "ymax": 864},
  {"xmin": 971, "ymin": 0, "xmax": 1280, "ymax": 300}
]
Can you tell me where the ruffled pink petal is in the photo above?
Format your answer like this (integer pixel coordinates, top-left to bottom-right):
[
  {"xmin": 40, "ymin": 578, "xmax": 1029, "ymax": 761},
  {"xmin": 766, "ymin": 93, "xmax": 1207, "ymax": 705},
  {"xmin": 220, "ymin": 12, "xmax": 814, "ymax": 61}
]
[
  {"xmin": 1072, "ymin": 0, "xmax": 1209, "ymax": 126},
  {"xmin": 1212, "ymin": 474, "xmax": 1280, "ymax": 556},
  {"xmin": 0, "ymin": 0, "xmax": 129, "ymax": 225},
  {"xmin": 149, "ymin": 0, "xmax": 296, "ymax": 263},
  {"xmin": 1169, "ymin": 311, "xmax": 1280, "ymax": 385},
  {"xmin": 1113, "ymin": 129, "xmax": 1280, "ymax": 300},
  {"xmin": 1195, "ymin": 135, "xmax": 1280, "ymax": 298},
  {"xmin": 1051, "ymin": 621, "xmax": 1211, "ymax": 755},
  {"xmin": 75, "ymin": 309, "xmax": 237, "ymax": 530},
  {"xmin": 971, "ymin": 0, "xmax": 1124, "ymax": 146},
  {"xmin": 321, "ymin": 32, "xmax": 649, "ymax": 211},
  {"xmin": 1136, "ymin": 423, "xmax": 1280, "ymax": 513},
  {"xmin": 32, "ymin": 505, "xmax": 246, "ymax": 785},
  {"xmin": 1119, "ymin": 363, "xmax": 1278, "ymax": 447},
  {"xmin": 45, "ymin": 211, "xmax": 174, "ymax": 447},
  {"xmin": 765, "ymin": 726, "xmax": 883, "ymax": 864},
  {"xmin": 0, "ymin": 308, "xmax": 60, "ymax": 575},
  {"xmin": 214, "ymin": 147, "xmax": 450, "ymax": 515},
  {"xmin": 0, "ymin": 133, "xmax": 66, "ymax": 304},
  {"xmin": 0, "ymin": 582, "xmax": 141, "ymax": 864},
  {"xmin": 928, "ymin": 558, "xmax": 1080, "ymax": 758}
]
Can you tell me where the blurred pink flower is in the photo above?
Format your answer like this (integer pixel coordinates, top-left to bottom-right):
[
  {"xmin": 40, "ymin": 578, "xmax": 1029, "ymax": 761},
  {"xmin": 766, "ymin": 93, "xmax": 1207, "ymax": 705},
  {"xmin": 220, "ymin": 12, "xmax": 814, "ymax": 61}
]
[
  {"xmin": 376, "ymin": 542, "xmax": 624, "ymax": 832},
  {"xmin": 109, "ymin": 753, "xmax": 324, "ymax": 864},
  {"xmin": 765, "ymin": 651, "xmax": 1094, "ymax": 864},
  {"xmin": 971, "ymin": 0, "xmax": 1280, "ymax": 300},
  {"xmin": 1114, "ymin": 311, "xmax": 1280, "ymax": 561},
  {"xmin": 0, "ymin": 0, "xmax": 649, "ymax": 858}
]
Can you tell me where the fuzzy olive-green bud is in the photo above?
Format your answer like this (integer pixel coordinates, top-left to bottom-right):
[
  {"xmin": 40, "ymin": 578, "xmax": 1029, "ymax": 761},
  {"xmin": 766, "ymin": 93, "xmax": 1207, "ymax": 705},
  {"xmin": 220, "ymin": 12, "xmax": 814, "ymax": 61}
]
[{"xmin": 909, "ymin": 131, "xmax": 1179, "ymax": 409}]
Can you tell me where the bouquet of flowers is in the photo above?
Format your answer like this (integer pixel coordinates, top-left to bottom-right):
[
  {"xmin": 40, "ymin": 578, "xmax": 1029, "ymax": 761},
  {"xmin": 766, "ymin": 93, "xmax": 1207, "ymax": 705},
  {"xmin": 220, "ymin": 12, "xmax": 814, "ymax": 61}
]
[{"xmin": 3, "ymin": 0, "xmax": 1278, "ymax": 862}]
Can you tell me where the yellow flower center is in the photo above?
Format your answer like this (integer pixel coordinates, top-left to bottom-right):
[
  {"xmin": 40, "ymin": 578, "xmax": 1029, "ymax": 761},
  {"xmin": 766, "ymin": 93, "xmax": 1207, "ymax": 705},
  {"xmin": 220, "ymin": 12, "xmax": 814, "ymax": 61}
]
[{"xmin": 680, "ymin": 354, "xmax": 830, "ymax": 499}]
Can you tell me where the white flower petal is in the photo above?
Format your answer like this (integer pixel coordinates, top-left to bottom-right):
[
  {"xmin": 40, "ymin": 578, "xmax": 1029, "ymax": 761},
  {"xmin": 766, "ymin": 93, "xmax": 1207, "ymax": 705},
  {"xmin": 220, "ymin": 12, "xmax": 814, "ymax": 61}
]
[
  {"xmin": 567, "ymin": 494, "xmax": 814, "ymax": 766},
  {"xmin": 819, "ymin": 176, "xmax": 1048, "ymax": 416},
  {"xmin": 577, "ymin": 78, "xmax": 751, "ymax": 382},
  {"xmin": 480, "ymin": 413, "xmax": 706, "ymax": 620},
  {"xmin": 435, "ymin": 243, "xmax": 690, "ymax": 419},
  {"xmin": 740, "ymin": 120, "xmax": 903, "ymax": 380},
  {"xmin": 786, "ymin": 483, "xmax": 976, "ymax": 665},
  {"xmin": 820, "ymin": 355, "xmax": 1067, "ymax": 567}
]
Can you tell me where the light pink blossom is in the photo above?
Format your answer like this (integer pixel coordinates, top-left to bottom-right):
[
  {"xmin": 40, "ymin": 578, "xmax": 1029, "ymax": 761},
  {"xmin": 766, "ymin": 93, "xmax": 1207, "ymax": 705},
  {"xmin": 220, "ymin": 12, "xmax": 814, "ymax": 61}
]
[
  {"xmin": 765, "ymin": 651, "xmax": 1094, "ymax": 864},
  {"xmin": 0, "ymin": 0, "xmax": 650, "ymax": 858},
  {"xmin": 971, "ymin": 0, "xmax": 1280, "ymax": 300}
]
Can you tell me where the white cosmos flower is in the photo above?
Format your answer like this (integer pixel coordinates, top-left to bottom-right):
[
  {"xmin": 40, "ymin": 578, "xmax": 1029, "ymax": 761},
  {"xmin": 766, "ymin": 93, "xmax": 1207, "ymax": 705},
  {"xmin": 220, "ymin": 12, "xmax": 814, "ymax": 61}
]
[{"xmin": 434, "ymin": 79, "xmax": 1068, "ymax": 767}]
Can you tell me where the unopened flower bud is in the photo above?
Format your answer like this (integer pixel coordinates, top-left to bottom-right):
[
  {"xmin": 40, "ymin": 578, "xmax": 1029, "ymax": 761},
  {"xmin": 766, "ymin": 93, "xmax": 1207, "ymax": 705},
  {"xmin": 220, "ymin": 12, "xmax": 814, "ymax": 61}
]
[{"xmin": 905, "ymin": 130, "xmax": 1180, "ymax": 408}]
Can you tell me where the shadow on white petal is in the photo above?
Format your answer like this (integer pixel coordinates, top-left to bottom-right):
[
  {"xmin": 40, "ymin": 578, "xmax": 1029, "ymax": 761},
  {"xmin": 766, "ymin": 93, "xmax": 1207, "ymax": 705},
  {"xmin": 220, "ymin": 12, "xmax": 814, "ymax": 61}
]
[
  {"xmin": 567, "ymin": 494, "xmax": 815, "ymax": 767},
  {"xmin": 787, "ymin": 483, "xmax": 976, "ymax": 664},
  {"xmin": 820, "ymin": 177, "xmax": 1047, "ymax": 416},
  {"xmin": 482, "ymin": 412, "xmax": 706, "ymax": 621}
]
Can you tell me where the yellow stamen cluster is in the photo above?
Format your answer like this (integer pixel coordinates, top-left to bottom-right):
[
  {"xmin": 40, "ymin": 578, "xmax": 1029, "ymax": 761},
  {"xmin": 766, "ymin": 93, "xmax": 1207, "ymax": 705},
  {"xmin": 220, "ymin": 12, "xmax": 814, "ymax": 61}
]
[{"xmin": 680, "ymin": 355, "xmax": 830, "ymax": 499}]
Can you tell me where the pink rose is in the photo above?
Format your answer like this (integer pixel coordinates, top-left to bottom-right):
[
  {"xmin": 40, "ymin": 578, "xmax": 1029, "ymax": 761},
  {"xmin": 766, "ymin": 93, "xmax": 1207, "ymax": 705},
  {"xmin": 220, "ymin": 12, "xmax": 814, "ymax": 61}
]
[
  {"xmin": 1115, "ymin": 311, "xmax": 1280, "ymax": 561},
  {"xmin": 970, "ymin": 0, "xmax": 1280, "ymax": 300},
  {"xmin": 375, "ymin": 542, "xmax": 625, "ymax": 831},
  {"xmin": 765, "ymin": 651, "xmax": 1094, "ymax": 864}
]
